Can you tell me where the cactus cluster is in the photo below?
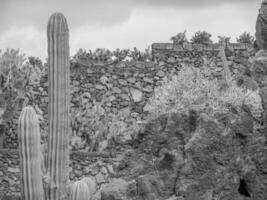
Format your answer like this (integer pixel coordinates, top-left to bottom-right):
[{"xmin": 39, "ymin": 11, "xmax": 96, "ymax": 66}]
[
  {"xmin": 18, "ymin": 11, "xmax": 97, "ymax": 200},
  {"xmin": 18, "ymin": 12, "xmax": 70, "ymax": 200}
]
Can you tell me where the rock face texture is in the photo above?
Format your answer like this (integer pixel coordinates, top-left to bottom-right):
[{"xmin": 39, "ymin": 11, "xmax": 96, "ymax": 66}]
[
  {"xmin": 1, "ymin": 108, "xmax": 267, "ymax": 200},
  {"xmin": 252, "ymin": 50, "xmax": 267, "ymax": 137},
  {"xmin": 101, "ymin": 109, "xmax": 266, "ymax": 200},
  {"xmin": 3, "ymin": 109, "xmax": 266, "ymax": 200},
  {"xmin": 256, "ymin": 1, "xmax": 267, "ymax": 50}
]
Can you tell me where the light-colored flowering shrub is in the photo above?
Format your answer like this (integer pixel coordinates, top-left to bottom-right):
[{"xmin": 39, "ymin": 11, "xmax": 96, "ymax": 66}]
[{"xmin": 145, "ymin": 64, "xmax": 263, "ymax": 119}]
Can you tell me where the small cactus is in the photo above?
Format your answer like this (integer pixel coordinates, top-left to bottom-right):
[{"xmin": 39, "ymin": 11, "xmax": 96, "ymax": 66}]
[
  {"xmin": 70, "ymin": 180, "xmax": 91, "ymax": 200},
  {"xmin": 81, "ymin": 177, "xmax": 97, "ymax": 198},
  {"xmin": 18, "ymin": 106, "xmax": 44, "ymax": 200}
]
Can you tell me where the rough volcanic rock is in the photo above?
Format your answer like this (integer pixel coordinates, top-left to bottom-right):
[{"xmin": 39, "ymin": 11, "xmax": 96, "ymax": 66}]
[
  {"xmin": 251, "ymin": 50, "xmax": 267, "ymax": 137},
  {"xmin": 112, "ymin": 108, "xmax": 266, "ymax": 200},
  {"xmin": 101, "ymin": 178, "xmax": 137, "ymax": 200}
]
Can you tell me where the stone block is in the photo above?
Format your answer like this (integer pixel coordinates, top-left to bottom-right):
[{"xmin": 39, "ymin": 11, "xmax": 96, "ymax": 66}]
[{"xmin": 130, "ymin": 88, "xmax": 143, "ymax": 102}]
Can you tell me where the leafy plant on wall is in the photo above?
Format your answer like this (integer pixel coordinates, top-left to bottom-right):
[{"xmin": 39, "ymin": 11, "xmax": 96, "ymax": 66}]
[
  {"xmin": 70, "ymin": 98, "xmax": 141, "ymax": 151},
  {"xmin": 70, "ymin": 100, "xmax": 107, "ymax": 151},
  {"xmin": 170, "ymin": 30, "xmax": 189, "ymax": 45},
  {"xmin": 191, "ymin": 31, "xmax": 213, "ymax": 45},
  {"xmin": 237, "ymin": 32, "xmax": 255, "ymax": 44},
  {"xmin": 0, "ymin": 49, "xmax": 44, "ymax": 148},
  {"xmin": 145, "ymin": 64, "xmax": 263, "ymax": 119},
  {"xmin": 218, "ymin": 36, "xmax": 231, "ymax": 44},
  {"xmin": 73, "ymin": 47, "xmax": 152, "ymax": 64}
]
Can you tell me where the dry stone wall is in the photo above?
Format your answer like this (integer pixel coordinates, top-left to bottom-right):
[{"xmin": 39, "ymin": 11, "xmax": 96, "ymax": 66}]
[
  {"xmin": 0, "ymin": 149, "xmax": 115, "ymax": 198},
  {"xmin": 0, "ymin": 43, "xmax": 258, "ymax": 197},
  {"xmin": 3, "ymin": 43, "xmax": 255, "ymax": 149}
]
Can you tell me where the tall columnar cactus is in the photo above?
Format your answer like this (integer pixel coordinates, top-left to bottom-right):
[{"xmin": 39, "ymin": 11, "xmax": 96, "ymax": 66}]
[
  {"xmin": 47, "ymin": 12, "xmax": 70, "ymax": 200},
  {"xmin": 18, "ymin": 106, "xmax": 44, "ymax": 200},
  {"xmin": 70, "ymin": 180, "xmax": 91, "ymax": 200}
]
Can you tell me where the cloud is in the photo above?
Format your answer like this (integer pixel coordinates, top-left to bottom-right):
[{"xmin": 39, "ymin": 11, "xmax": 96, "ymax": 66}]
[
  {"xmin": 0, "ymin": 0, "xmax": 260, "ymax": 34},
  {"xmin": 0, "ymin": 0, "xmax": 134, "ymax": 33},
  {"xmin": 136, "ymin": 0, "xmax": 257, "ymax": 7},
  {"xmin": 72, "ymin": 3, "xmax": 258, "ymax": 50},
  {"xmin": 0, "ymin": 26, "xmax": 46, "ymax": 59},
  {"xmin": 0, "ymin": 0, "xmax": 260, "ymax": 60}
]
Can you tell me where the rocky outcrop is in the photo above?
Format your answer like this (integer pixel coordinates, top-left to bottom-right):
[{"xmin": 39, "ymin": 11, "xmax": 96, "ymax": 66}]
[
  {"xmin": 255, "ymin": 1, "xmax": 267, "ymax": 50},
  {"xmin": 103, "ymin": 108, "xmax": 266, "ymax": 200},
  {"xmin": 251, "ymin": 50, "xmax": 267, "ymax": 137},
  {"xmin": 1, "ymin": 109, "xmax": 266, "ymax": 200}
]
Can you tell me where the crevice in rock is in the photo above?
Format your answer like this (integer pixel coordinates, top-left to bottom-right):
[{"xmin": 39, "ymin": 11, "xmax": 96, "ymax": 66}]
[
  {"xmin": 188, "ymin": 109, "xmax": 198, "ymax": 132},
  {"xmin": 238, "ymin": 179, "xmax": 251, "ymax": 197},
  {"xmin": 157, "ymin": 151, "xmax": 175, "ymax": 170}
]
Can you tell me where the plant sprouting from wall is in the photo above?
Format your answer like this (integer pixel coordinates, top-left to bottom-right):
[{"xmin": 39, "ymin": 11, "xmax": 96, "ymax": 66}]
[
  {"xmin": 70, "ymin": 100, "xmax": 107, "ymax": 151},
  {"xmin": 0, "ymin": 49, "xmax": 43, "ymax": 127},
  {"xmin": 191, "ymin": 31, "xmax": 213, "ymax": 45},
  {"xmin": 236, "ymin": 32, "xmax": 255, "ymax": 44},
  {"xmin": 170, "ymin": 30, "xmax": 189, "ymax": 45},
  {"xmin": 73, "ymin": 47, "xmax": 152, "ymax": 64},
  {"xmin": 145, "ymin": 64, "xmax": 263, "ymax": 119},
  {"xmin": 218, "ymin": 36, "xmax": 231, "ymax": 45}
]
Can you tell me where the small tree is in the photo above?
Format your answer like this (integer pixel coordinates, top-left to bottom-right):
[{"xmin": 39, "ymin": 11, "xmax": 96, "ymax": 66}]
[
  {"xmin": 191, "ymin": 31, "xmax": 213, "ymax": 45},
  {"xmin": 145, "ymin": 65, "xmax": 263, "ymax": 119},
  {"xmin": 236, "ymin": 32, "xmax": 255, "ymax": 44},
  {"xmin": 170, "ymin": 30, "xmax": 188, "ymax": 45},
  {"xmin": 28, "ymin": 56, "xmax": 43, "ymax": 68}
]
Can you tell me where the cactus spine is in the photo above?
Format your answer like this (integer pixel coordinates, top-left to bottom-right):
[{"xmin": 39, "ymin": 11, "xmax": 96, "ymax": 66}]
[
  {"xmin": 70, "ymin": 180, "xmax": 91, "ymax": 200},
  {"xmin": 47, "ymin": 12, "xmax": 70, "ymax": 200},
  {"xmin": 18, "ymin": 106, "xmax": 44, "ymax": 200}
]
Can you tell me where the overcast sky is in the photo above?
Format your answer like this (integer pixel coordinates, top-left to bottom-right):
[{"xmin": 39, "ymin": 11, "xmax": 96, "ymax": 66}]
[{"xmin": 0, "ymin": 0, "xmax": 262, "ymax": 60}]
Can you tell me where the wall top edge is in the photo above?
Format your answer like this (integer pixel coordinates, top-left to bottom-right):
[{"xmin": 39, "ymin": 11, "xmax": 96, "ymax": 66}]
[{"xmin": 152, "ymin": 43, "xmax": 253, "ymax": 51}]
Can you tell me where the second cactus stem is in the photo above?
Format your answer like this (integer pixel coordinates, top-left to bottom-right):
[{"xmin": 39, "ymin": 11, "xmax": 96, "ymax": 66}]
[{"xmin": 18, "ymin": 106, "xmax": 44, "ymax": 200}]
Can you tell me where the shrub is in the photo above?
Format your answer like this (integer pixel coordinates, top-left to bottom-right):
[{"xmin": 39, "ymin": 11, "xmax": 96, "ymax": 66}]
[
  {"xmin": 236, "ymin": 32, "xmax": 255, "ymax": 44},
  {"xmin": 218, "ymin": 36, "xmax": 231, "ymax": 44},
  {"xmin": 129, "ymin": 46, "xmax": 152, "ymax": 62},
  {"xmin": 145, "ymin": 64, "xmax": 263, "ymax": 119},
  {"xmin": 70, "ymin": 97, "xmax": 142, "ymax": 151},
  {"xmin": 0, "ymin": 49, "xmax": 27, "ymax": 124},
  {"xmin": 70, "ymin": 100, "xmax": 107, "ymax": 151},
  {"xmin": 73, "ymin": 47, "xmax": 152, "ymax": 63},
  {"xmin": 170, "ymin": 30, "xmax": 188, "ymax": 45},
  {"xmin": 191, "ymin": 31, "xmax": 213, "ymax": 45},
  {"xmin": 28, "ymin": 56, "xmax": 43, "ymax": 68}
]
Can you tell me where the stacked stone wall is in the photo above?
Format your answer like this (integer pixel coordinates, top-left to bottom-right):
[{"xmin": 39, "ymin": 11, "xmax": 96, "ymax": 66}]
[{"xmin": 0, "ymin": 43, "xmax": 257, "ymax": 196}]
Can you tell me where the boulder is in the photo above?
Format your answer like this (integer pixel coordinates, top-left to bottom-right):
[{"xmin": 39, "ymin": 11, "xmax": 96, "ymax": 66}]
[
  {"xmin": 130, "ymin": 88, "xmax": 143, "ymax": 102},
  {"xmin": 256, "ymin": 1, "xmax": 267, "ymax": 50},
  {"xmin": 251, "ymin": 51, "xmax": 267, "ymax": 137},
  {"xmin": 101, "ymin": 178, "xmax": 137, "ymax": 200},
  {"xmin": 113, "ymin": 108, "xmax": 266, "ymax": 200}
]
